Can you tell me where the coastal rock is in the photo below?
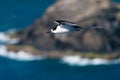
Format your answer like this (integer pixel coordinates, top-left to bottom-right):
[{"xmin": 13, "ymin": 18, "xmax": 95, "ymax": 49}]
[{"xmin": 15, "ymin": 0, "xmax": 120, "ymax": 52}]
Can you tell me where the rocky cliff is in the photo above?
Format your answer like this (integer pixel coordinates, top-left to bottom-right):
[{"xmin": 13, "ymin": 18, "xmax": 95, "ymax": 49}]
[{"xmin": 10, "ymin": 0, "xmax": 120, "ymax": 53}]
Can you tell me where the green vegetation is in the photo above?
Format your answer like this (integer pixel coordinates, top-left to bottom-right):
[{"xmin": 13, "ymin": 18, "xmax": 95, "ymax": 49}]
[
  {"xmin": 8, "ymin": 33, "xmax": 18, "ymax": 38},
  {"xmin": 8, "ymin": 30, "xmax": 24, "ymax": 38},
  {"xmin": 6, "ymin": 44, "xmax": 120, "ymax": 60},
  {"xmin": 74, "ymin": 52, "xmax": 120, "ymax": 60},
  {"xmin": 7, "ymin": 44, "xmax": 40, "ymax": 55}
]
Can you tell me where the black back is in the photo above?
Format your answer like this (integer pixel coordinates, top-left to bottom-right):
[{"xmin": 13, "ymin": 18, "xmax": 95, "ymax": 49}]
[{"xmin": 55, "ymin": 20, "xmax": 76, "ymax": 25}]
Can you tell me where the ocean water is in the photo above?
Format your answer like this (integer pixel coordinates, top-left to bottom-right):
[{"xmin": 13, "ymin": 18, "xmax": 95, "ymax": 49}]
[
  {"xmin": 0, "ymin": 57, "xmax": 120, "ymax": 80},
  {"xmin": 113, "ymin": 0, "xmax": 120, "ymax": 2},
  {"xmin": 0, "ymin": 0, "xmax": 56, "ymax": 31},
  {"xmin": 0, "ymin": 0, "xmax": 120, "ymax": 80}
]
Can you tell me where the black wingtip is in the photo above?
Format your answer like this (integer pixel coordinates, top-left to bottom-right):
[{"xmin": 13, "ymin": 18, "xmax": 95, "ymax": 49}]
[
  {"xmin": 54, "ymin": 20, "xmax": 77, "ymax": 25},
  {"xmin": 54, "ymin": 20, "xmax": 67, "ymax": 23},
  {"xmin": 54, "ymin": 20, "xmax": 64, "ymax": 23}
]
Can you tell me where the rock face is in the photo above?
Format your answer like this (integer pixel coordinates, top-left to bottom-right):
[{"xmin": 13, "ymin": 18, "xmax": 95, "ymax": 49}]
[{"xmin": 18, "ymin": 0, "xmax": 120, "ymax": 52}]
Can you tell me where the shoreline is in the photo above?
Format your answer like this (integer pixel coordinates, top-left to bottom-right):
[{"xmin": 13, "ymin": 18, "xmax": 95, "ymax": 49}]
[
  {"xmin": 2, "ymin": 44, "xmax": 120, "ymax": 66},
  {"xmin": 6, "ymin": 43, "xmax": 120, "ymax": 60},
  {"xmin": 1, "ymin": 30, "xmax": 120, "ymax": 66}
]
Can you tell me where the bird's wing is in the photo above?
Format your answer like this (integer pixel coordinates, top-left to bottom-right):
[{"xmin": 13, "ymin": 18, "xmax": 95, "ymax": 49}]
[
  {"xmin": 72, "ymin": 25, "xmax": 82, "ymax": 29},
  {"xmin": 54, "ymin": 20, "xmax": 60, "ymax": 25},
  {"xmin": 54, "ymin": 20, "xmax": 77, "ymax": 26}
]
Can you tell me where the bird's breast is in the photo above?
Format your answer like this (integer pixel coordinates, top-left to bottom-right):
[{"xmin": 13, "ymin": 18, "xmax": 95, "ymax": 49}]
[{"xmin": 53, "ymin": 27, "xmax": 69, "ymax": 33}]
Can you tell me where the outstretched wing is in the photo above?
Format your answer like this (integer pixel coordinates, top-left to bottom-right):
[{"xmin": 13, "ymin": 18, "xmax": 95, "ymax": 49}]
[
  {"xmin": 72, "ymin": 25, "xmax": 82, "ymax": 29},
  {"xmin": 71, "ymin": 25, "xmax": 83, "ymax": 31},
  {"xmin": 54, "ymin": 20, "xmax": 77, "ymax": 26}
]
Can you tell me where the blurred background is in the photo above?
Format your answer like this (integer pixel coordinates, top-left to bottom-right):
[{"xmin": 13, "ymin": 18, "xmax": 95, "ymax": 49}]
[{"xmin": 0, "ymin": 0, "xmax": 120, "ymax": 80}]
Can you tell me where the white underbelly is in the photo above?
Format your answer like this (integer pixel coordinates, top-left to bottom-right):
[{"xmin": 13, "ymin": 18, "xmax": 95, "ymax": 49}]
[
  {"xmin": 59, "ymin": 28, "xmax": 69, "ymax": 32},
  {"xmin": 55, "ymin": 27, "xmax": 70, "ymax": 33}
]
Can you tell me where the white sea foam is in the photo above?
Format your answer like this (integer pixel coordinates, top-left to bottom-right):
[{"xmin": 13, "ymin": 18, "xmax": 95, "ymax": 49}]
[
  {"xmin": 61, "ymin": 56, "xmax": 120, "ymax": 66},
  {"xmin": 0, "ymin": 45, "xmax": 43, "ymax": 61},
  {"xmin": 0, "ymin": 32, "xmax": 19, "ymax": 44},
  {"xmin": 0, "ymin": 32, "xmax": 10, "ymax": 42},
  {"xmin": 0, "ymin": 31, "xmax": 42, "ymax": 61}
]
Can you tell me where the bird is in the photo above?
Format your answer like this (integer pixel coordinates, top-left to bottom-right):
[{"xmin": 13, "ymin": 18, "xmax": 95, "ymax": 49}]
[
  {"xmin": 47, "ymin": 20, "xmax": 103, "ymax": 34},
  {"xmin": 47, "ymin": 20, "xmax": 83, "ymax": 34}
]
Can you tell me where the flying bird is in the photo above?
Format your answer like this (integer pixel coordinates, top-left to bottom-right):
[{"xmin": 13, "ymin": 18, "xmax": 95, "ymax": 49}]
[{"xmin": 47, "ymin": 20, "xmax": 103, "ymax": 34}]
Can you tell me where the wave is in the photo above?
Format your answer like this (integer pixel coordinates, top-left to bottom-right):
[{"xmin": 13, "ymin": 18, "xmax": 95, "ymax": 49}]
[
  {"xmin": 0, "ymin": 32, "xmax": 10, "ymax": 43},
  {"xmin": 0, "ymin": 45, "xmax": 43, "ymax": 61},
  {"xmin": 0, "ymin": 31, "xmax": 19, "ymax": 44},
  {"xmin": 0, "ymin": 30, "xmax": 43, "ymax": 61},
  {"xmin": 61, "ymin": 56, "xmax": 120, "ymax": 66}
]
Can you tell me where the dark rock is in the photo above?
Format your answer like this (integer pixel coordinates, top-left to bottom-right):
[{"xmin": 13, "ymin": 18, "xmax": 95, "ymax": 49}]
[{"xmin": 17, "ymin": 0, "xmax": 120, "ymax": 52}]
